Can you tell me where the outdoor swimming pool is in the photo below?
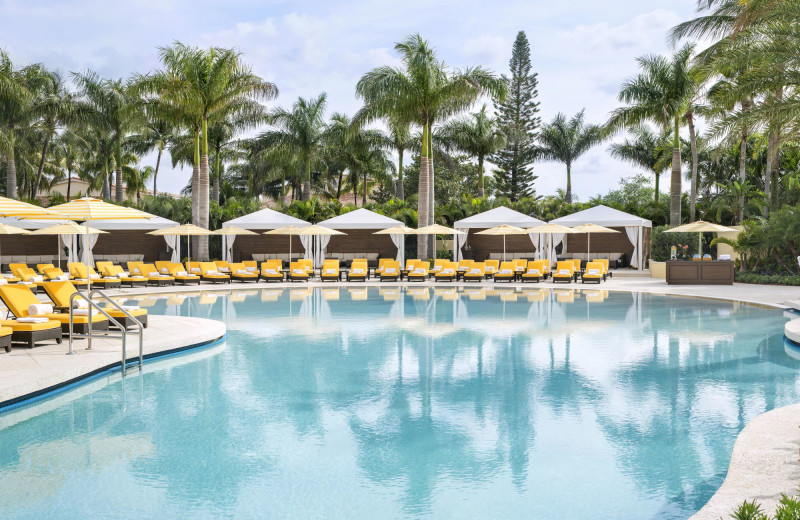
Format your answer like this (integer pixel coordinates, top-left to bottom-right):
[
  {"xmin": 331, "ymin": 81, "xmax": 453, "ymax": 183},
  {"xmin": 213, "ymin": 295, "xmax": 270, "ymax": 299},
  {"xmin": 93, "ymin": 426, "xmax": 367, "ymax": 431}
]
[{"xmin": 0, "ymin": 287, "xmax": 794, "ymax": 519}]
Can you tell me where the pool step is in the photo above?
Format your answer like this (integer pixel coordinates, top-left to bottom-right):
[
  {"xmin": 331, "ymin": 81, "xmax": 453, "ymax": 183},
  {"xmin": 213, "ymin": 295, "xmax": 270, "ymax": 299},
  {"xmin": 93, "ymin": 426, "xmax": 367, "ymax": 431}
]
[{"xmin": 786, "ymin": 300, "xmax": 800, "ymax": 312}]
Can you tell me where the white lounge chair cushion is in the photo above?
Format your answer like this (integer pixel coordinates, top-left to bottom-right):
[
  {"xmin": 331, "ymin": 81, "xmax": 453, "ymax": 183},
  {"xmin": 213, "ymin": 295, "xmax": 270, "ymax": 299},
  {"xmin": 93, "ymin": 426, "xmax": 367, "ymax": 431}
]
[
  {"xmin": 526, "ymin": 269, "xmax": 541, "ymax": 275},
  {"xmin": 351, "ymin": 268, "xmax": 364, "ymax": 274},
  {"xmin": 246, "ymin": 266, "xmax": 257, "ymax": 272},
  {"xmin": 587, "ymin": 269, "xmax": 600, "ymax": 276},
  {"xmin": 17, "ymin": 317, "xmax": 49, "ymax": 323},
  {"xmin": 292, "ymin": 268, "xmax": 305, "ymax": 275},
  {"xmin": 28, "ymin": 304, "xmax": 53, "ymax": 316},
  {"xmin": 468, "ymin": 268, "xmax": 481, "ymax": 274},
  {"xmin": 324, "ymin": 268, "xmax": 337, "ymax": 274},
  {"xmin": 384, "ymin": 268, "xmax": 397, "ymax": 274},
  {"xmin": 499, "ymin": 269, "xmax": 512, "ymax": 274},
  {"xmin": 558, "ymin": 269, "xmax": 570, "ymax": 275}
]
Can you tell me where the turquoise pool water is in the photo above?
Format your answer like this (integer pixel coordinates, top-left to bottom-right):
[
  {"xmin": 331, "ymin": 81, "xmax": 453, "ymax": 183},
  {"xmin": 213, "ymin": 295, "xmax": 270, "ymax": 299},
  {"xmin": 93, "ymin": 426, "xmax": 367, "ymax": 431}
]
[{"xmin": 0, "ymin": 287, "xmax": 794, "ymax": 519}]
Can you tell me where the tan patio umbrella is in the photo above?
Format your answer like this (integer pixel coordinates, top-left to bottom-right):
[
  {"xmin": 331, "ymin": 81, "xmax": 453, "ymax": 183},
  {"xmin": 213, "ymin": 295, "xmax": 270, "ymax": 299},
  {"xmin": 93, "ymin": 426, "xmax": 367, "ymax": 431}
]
[
  {"xmin": 475, "ymin": 225, "xmax": 529, "ymax": 261},
  {"xmin": 571, "ymin": 223, "xmax": 620, "ymax": 262},
  {"xmin": 215, "ymin": 226, "xmax": 258, "ymax": 264},
  {"xmin": 414, "ymin": 224, "xmax": 466, "ymax": 261},
  {"xmin": 264, "ymin": 225, "xmax": 310, "ymax": 262},
  {"xmin": 665, "ymin": 220, "xmax": 737, "ymax": 256},
  {"xmin": 31, "ymin": 221, "xmax": 107, "ymax": 272},
  {"xmin": 526, "ymin": 223, "xmax": 582, "ymax": 265},
  {"xmin": 265, "ymin": 225, "xmax": 345, "ymax": 266},
  {"xmin": 374, "ymin": 225, "xmax": 417, "ymax": 265},
  {"xmin": 149, "ymin": 224, "xmax": 215, "ymax": 270}
]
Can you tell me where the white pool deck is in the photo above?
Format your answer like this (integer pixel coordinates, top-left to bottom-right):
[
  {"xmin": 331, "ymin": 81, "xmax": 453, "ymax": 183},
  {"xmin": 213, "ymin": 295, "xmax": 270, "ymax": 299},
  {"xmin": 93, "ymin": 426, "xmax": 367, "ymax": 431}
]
[{"xmin": 1, "ymin": 271, "xmax": 799, "ymax": 517}]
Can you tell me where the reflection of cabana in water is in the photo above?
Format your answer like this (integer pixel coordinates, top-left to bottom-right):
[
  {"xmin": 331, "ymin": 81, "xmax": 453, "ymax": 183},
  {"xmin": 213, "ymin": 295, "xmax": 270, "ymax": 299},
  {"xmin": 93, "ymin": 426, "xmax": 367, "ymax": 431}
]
[
  {"xmin": 317, "ymin": 209, "xmax": 404, "ymax": 268},
  {"xmin": 550, "ymin": 205, "xmax": 652, "ymax": 270},
  {"xmin": 221, "ymin": 207, "xmax": 311, "ymax": 263},
  {"xmin": 453, "ymin": 206, "xmax": 544, "ymax": 261}
]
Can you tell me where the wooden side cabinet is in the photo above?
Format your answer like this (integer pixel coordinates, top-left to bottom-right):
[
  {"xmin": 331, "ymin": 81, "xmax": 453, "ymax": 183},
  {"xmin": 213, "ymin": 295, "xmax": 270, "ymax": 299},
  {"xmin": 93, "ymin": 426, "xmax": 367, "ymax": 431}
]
[{"xmin": 666, "ymin": 261, "xmax": 735, "ymax": 285}]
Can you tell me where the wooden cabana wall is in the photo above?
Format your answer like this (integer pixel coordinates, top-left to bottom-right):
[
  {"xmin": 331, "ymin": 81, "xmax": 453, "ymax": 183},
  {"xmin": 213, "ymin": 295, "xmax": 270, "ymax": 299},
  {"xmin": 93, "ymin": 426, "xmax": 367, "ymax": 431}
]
[
  {"xmin": 324, "ymin": 229, "xmax": 396, "ymax": 258},
  {"xmin": 232, "ymin": 235, "xmax": 305, "ymax": 262},
  {"xmin": 563, "ymin": 226, "xmax": 651, "ymax": 266},
  {"xmin": 463, "ymin": 229, "xmax": 538, "ymax": 261},
  {"xmin": 92, "ymin": 230, "xmax": 171, "ymax": 262}
]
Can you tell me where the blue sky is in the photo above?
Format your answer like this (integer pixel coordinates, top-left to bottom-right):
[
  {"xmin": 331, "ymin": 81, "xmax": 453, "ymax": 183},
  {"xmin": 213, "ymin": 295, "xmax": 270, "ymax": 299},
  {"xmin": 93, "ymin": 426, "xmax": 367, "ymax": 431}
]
[{"xmin": 0, "ymin": 0, "xmax": 699, "ymax": 199}]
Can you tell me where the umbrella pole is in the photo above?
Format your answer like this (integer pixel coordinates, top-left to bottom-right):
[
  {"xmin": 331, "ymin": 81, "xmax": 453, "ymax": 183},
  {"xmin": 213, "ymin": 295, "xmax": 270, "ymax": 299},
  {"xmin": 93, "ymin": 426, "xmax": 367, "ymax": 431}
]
[
  {"xmin": 698, "ymin": 232, "xmax": 702, "ymax": 257},
  {"xmin": 85, "ymin": 221, "xmax": 90, "ymax": 292},
  {"xmin": 588, "ymin": 233, "xmax": 591, "ymax": 262},
  {"xmin": 503, "ymin": 235, "xmax": 506, "ymax": 262}
]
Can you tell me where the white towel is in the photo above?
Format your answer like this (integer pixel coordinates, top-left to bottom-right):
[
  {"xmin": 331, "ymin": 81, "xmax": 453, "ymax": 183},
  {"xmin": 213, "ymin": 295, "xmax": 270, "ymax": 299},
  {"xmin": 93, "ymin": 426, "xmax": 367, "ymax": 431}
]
[
  {"xmin": 132, "ymin": 268, "xmax": 140, "ymax": 274},
  {"xmin": 413, "ymin": 267, "xmax": 425, "ymax": 274},
  {"xmin": 220, "ymin": 267, "xmax": 231, "ymax": 273},
  {"xmin": 384, "ymin": 268, "xmax": 397, "ymax": 274},
  {"xmin": 73, "ymin": 299, "xmax": 89, "ymax": 309},
  {"xmin": 120, "ymin": 270, "xmax": 130, "ymax": 277},
  {"xmin": 485, "ymin": 267, "xmax": 496, "ymax": 273},
  {"xmin": 263, "ymin": 269, "xmax": 277, "ymax": 275},
  {"xmin": 28, "ymin": 304, "xmax": 53, "ymax": 316},
  {"xmin": 292, "ymin": 269, "xmax": 305, "ymax": 275},
  {"xmin": 17, "ymin": 317, "xmax": 48, "ymax": 323},
  {"xmin": 587, "ymin": 269, "xmax": 600, "ymax": 275},
  {"xmin": 324, "ymin": 268, "xmax": 336, "ymax": 274},
  {"xmin": 176, "ymin": 271, "xmax": 188, "ymax": 277},
  {"xmin": 237, "ymin": 269, "xmax": 248, "ymax": 275},
  {"xmin": 72, "ymin": 308, "xmax": 97, "ymax": 316},
  {"xmin": 0, "ymin": 279, "xmax": 7, "ymax": 286},
  {"xmin": 190, "ymin": 267, "xmax": 200, "ymax": 273},
  {"xmin": 30, "ymin": 276, "xmax": 44, "ymax": 283},
  {"xmin": 205, "ymin": 270, "xmax": 221, "ymax": 276},
  {"xmin": 20, "ymin": 281, "xmax": 33, "ymax": 285},
  {"xmin": 351, "ymin": 268, "xmax": 364, "ymax": 275},
  {"xmin": 441, "ymin": 268, "xmax": 454, "ymax": 275},
  {"xmin": 160, "ymin": 268, "xmax": 169, "ymax": 274},
  {"xmin": 2, "ymin": 273, "xmax": 13, "ymax": 278},
  {"xmin": 558, "ymin": 269, "xmax": 570, "ymax": 275},
  {"xmin": 88, "ymin": 274, "xmax": 100, "ymax": 280},
  {"xmin": 499, "ymin": 269, "xmax": 512, "ymax": 274},
  {"xmin": 526, "ymin": 269, "xmax": 541, "ymax": 276},
  {"xmin": 246, "ymin": 266, "xmax": 257, "ymax": 272},
  {"xmin": 53, "ymin": 275, "xmax": 69, "ymax": 281},
  {"xmin": 121, "ymin": 305, "xmax": 140, "ymax": 311},
  {"xmin": 468, "ymin": 268, "xmax": 480, "ymax": 274}
]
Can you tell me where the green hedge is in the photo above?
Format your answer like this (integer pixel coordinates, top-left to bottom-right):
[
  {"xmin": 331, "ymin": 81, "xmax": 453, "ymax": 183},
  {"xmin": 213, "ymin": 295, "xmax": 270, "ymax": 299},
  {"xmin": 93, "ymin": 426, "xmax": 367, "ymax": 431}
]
[{"xmin": 735, "ymin": 271, "xmax": 800, "ymax": 286}]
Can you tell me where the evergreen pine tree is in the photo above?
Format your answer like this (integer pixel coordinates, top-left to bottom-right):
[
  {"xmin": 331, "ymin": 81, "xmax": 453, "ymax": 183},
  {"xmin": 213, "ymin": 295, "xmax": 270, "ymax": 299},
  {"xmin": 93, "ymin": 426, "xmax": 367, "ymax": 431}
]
[{"xmin": 491, "ymin": 31, "xmax": 540, "ymax": 201}]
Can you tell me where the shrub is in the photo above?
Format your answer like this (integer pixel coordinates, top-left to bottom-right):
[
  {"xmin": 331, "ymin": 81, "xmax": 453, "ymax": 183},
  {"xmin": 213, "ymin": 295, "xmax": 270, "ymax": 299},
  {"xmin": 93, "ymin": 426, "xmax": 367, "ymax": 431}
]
[{"xmin": 735, "ymin": 271, "xmax": 800, "ymax": 286}]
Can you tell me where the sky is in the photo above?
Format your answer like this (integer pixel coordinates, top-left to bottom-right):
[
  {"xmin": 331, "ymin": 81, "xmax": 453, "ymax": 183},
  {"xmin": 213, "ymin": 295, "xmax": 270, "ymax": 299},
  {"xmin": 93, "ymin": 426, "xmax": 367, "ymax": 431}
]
[{"xmin": 0, "ymin": 0, "xmax": 700, "ymax": 200}]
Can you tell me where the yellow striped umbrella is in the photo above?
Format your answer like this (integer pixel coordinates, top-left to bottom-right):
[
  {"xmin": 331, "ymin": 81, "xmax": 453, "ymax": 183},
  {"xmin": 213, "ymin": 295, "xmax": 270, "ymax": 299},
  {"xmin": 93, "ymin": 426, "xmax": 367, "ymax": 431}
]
[
  {"xmin": 45, "ymin": 197, "xmax": 154, "ymax": 221},
  {"xmin": 0, "ymin": 196, "xmax": 60, "ymax": 218}
]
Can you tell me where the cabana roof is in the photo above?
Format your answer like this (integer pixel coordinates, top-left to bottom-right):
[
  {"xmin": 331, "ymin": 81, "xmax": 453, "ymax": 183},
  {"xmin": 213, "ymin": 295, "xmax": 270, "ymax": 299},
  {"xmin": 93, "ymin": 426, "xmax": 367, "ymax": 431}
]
[
  {"xmin": 223, "ymin": 207, "xmax": 310, "ymax": 230},
  {"xmin": 454, "ymin": 206, "xmax": 544, "ymax": 229},
  {"xmin": 317, "ymin": 208, "xmax": 402, "ymax": 229},
  {"xmin": 550, "ymin": 205, "xmax": 652, "ymax": 228},
  {"xmin": 89, "ymin": 216, "xmax": 178, "ymax": 230}
]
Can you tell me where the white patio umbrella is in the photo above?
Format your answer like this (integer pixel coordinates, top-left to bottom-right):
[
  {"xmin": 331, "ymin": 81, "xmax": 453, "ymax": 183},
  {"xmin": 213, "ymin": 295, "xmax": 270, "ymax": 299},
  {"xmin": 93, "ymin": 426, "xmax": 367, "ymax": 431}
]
[
  {"xmin": 571, "ymin": 223, "xmax": 620, "ymax": 262},
  {"xmin": 475, "ymin": 225, "xmax": 528, "ymax": 261}
]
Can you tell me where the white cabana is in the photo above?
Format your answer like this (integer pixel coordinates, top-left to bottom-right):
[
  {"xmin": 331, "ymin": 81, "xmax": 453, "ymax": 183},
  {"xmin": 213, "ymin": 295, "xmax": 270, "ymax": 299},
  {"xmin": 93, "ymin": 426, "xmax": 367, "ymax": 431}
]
[
  {"xmin": 453, "ymin": 207, "xmax": 545, "ymax": 261},
  {"xmin": 317, "ymin": 208, "xmax": 404, "ymax": 267},
  {"xmin": 222, "ymin": 207, "xmax": 311, "ymax": 263},
  {"xmin": 551, "ymin": 205, "xmax": 652, "ymax": 269},
  {"xmin": 90, "ymin": 215, "xmax": 180, "ymax": 263}
]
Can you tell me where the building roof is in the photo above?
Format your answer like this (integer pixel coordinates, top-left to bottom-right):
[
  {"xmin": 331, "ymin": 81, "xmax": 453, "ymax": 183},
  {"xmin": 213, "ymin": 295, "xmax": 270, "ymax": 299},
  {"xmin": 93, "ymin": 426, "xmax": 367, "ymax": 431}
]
[
  {"xmin": 222, "ymin": 207, "xmax": 310, "ymax": 230},
  {"xmin": 317, "ymin": 208, "xmax": 402, "ymax": 229},
  {"xmin": 550, "ymin": 205, "xmax": 652, "ymax": 228},
  {"xmin": 454, "ymin": 206, "xmax": 544, "ymax": 229}
]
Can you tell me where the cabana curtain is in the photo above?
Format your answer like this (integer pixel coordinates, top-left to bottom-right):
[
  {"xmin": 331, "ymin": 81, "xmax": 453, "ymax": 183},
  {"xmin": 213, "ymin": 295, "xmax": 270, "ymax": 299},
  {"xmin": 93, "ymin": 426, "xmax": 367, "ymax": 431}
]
[
  {"xmin": 299, "ymin": 236, "xmax": 313, "ymax": 261},
  {"xmin": 80, "ymin": 233, "xmax": 100, "ymax": 267},
  {"xmin": 60, "ymin": 234, "xmax": 77, "ymax": 264},
  {"xmin": 454, "ymin": 229, "xmax": 468, "ymax": 261},
  {"xmin": 165, "ymin": 235, "xmax": 180, "ymax": 263},
  {"xmin": 389, "ymin": 233, "xmax": 405, "ymax": 265},
  {"xmin": 315, "ymin": 235, "xmax": 331, "ymax": 268},
  {"xmin": 625, "ymin": 226, "xmax": 640, "ymax": 268}
]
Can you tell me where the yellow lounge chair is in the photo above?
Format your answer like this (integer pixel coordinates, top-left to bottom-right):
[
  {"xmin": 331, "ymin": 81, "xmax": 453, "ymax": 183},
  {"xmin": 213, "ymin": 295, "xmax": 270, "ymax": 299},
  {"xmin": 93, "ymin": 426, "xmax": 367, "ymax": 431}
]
[
  {"xmin": 185, "ymin": 261, "xmax": 202, "ymax": 276},
  {"xmin": 74, "ymin": 263, "xmax": 122, "ymax": 289},
  {"xmin": 100, "ymin": 263, "xmax": 148, "ymax": 287},
  {"xmin": 407, "ymin": 261, "xmax": 429, "ymax": 281},
  {"xmin": 596, "ymin": 259, "xmax": 611, "ymax": 278},
  {"xmin": 135, "ymin": 263, "xmax": 175, "ymax": 286},
  {"xmin": 229, "ymin": 262, "xmax": 259, "ymax": 283},
  {"xmin": 36, "ymin": 263, "xmax": 55, "ymax": 275},
  {"xmin": 429, "ymin": 258, "xmax": 447, "ymax": 277},
  {"xmin": 347, "ymin": 260, "xmax": 368, "ymax": 282},
  {"xmin": 214, "ymin": 260, "xmax": 231, "ymax": 273},
  {"xmin": 521, "ymin": 260, "xmax": 543, "ymax": 283},
  {"xmin": 513, "ymin": 259, "xmax": 527, "ymax": 278},
  {"xmin": 243, "ymin": 260, "xmax": 258, "ymax": 273},
  {"xmin": 260, "ymin": 260, "xmax": 284, "ymax": 282},
  {"xmin": 494, "ymin": 261, "xmax": 516, "ymax": 282},
  {"xmin": 0, "ymin": 325, "xmax": 11, "ymax": 352},
  {"xmin": 298, "ymin": 259, "xmax": 314, "ymax": 278},
  {"xmin": 42, "ymin": 281, "xmax": 148, "ymax": 329},
  {"xmin": 0, "ymin": 318, "xmax": 61, "ymax": 348},
  {"xmin": 463, "ymin": 262, "xmax": 485, "ymax": 281},
  {"xmin": 0, "ymin": 283, "xmax": 107, "ymax": 335},
  {"xmin": 166, "ymin": 263, "xmax": 201, "ymax": 285},
  {"xmin": 154, "ymin": 260, "xmax": 173, "ymax": 275},
  {"xmin": 42, "ymin": 266, "xmax": 88, "ymax": 287},
  {"xmin": 198, "ymin": 262, "xmax": 230, "ymax": 284},
  {"xmin": 9, "ymin": 263, "xmax": 30, "ymax": 279},
  {"xmin": 380, "ymin": 260, "xmax": 400, "ymax": 281},
  {"xmin": 435, "ymin": 261, "xmax": 457, "ymax": 281},
  {"xmin": 552, "ymin": 261, "xmax": 575, "ymax": 283},
  {"xmin": 484, "ymin": 259, "xmax": 499, "ymax": 278},
  {"xmin": 288, "ymin": 261, "xmax": 310, "ymax": 282},
  {"xmin": 320, "ymin": 259, "xmax": 342, "ymax": 282},
  {"xmin": 581, "ymin": 261, "xmax": 605, "ymax": 284}
]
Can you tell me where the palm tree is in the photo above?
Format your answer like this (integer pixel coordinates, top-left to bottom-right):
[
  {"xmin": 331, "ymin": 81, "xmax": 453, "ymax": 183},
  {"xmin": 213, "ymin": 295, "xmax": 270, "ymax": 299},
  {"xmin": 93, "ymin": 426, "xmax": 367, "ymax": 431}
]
[
  {"xmin": 0, "ymin": 51, "xmax": 47, "ymax": 198},
  {"xmin": 608, "ymin": 126, "xmax": 673, "ymax": 202},
  {"xmin": 72, "ymin": 71, "xmax": 143, "ymax": 202},
  {"xmin": 143, "ymin": 42, "xmax": 277, "ymax": 259},
  {"xmin": 439, "ymin": 105, "xmax": 506, "ymax": 197},
  {"xmin": 52, "ymin": 131, "xmax": 86, "ymax": 200},
  {"xmin": 28, "ymin": 70, "xmax": 77, "ymax": 199},
  {"xmin": 355, "ymin": 33, "xmax": 507, "ymax": 258},
  {"xmin": 259, "ymin": 93, "xmax": 327, "ymax": 201},
  {"xmin": 386, "ymin": 117, "xmax": 412, "ymax": 200},
  {"xmin": 126, "ymin": 103, "xmax": 176, "ymax": 198},
  {"xmin": 608, "ymin": 43, "xmax": 698, "ymax": 225},
  {"xmin": 538, "ymin": 110, "xmax": 603, "ymax": 204}
]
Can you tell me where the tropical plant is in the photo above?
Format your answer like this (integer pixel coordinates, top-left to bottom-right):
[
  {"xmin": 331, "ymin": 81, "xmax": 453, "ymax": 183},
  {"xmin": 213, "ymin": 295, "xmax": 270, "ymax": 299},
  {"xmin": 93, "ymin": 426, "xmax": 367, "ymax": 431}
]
[
  {"xmin": 537, "ymin": 110, "xmax": 603, "ymax": 204},
  {"xmin": 608, "ymin": 126, "xmax": 672, "ymax": 203}
]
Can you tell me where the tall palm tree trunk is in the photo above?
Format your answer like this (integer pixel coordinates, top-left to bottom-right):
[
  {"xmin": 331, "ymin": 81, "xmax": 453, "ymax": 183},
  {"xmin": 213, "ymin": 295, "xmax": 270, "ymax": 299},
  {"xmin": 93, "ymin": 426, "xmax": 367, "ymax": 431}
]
[
  {"xmin": 653, "ymin": 170, "xmax": 660, "ymax": 203},
  {"xmin": 32, "ymin": 134, "xmax": 52, "ymax": 200},
  {"xmin": 396, "ymin": 148, "xmax": 405, "ymax": 200},
  {"xmin": 565, "ymin": 164, "xmax": 573, "ymax": 204},
  {"xmin": 6, "ymin": 128, "xmax": 17, "ymax": 199},
  {"xmin": 417, "ymin": 122, "xmax": 431, "ymax": 259},
  {"xmin": 67, "ymin": 169, "xmax": 72, "ymax": 200},
  {"xmin": 198, "ymin": 118, "xmax": 210, "ymax": 260},
  {"xmin": 191, "ymin": 130, "xmax": 200, "ymax": 259},
  {"xmin": 362, "ymin": 171, "xmax": 367, "ymax": 206},
  {"xmin": 669, "ymin": 118, "xmax": 682, "ymax": 226},
  {"xmin": 738, "ymin": 129, "xmax": 747, "ymax": 224},
  {"xmin": 302, "ymin": 160, "xmax": 311, "ymax": 200},
  {"xmin": 336, "ymin": 170, "xmax": 343, "ymax": 200},
  {"xmin": 764, "ymin": 130, "xmax": 775, "ymax": 217},
  {"xmin": 212, "ymin": 148, "xmax": 221, "ymax": 204},
  {"xmin": 687, "ymin": 111, "xmax": 698, "ymax": 222},
  {"xmin": 153, "ymin": 145, "xmax": 163, "ymax": 198},
  {"xmin": 114, "ymin": 141, "xmax": 124, "ymax": 202},
  {"xmin": 477, "ymin": 155, "xmax": 485, "ymax": 198},
  {"xmin": 426, "ymin": 123, "xmax": 435, "ymax": 254},
  {"xmin": 102, "ymin": 159, "xmax": 111, "ymax": 199}
]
